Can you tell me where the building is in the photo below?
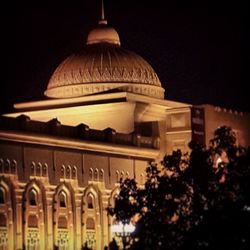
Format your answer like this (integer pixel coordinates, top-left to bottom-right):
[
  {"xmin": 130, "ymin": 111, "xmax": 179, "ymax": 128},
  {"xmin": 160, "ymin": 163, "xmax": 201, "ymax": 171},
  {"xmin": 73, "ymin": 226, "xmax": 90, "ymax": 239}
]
[{"xmin": 0, "ymin": 6, "xmax": 249, "ymax": 250}]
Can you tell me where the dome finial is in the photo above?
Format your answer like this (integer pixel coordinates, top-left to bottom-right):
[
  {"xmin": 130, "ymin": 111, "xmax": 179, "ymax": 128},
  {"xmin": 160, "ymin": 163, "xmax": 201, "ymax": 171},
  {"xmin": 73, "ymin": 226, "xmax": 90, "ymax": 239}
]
[{"xmin": 99, "ymin": 0, "xmax": 107, "ymax": 25}]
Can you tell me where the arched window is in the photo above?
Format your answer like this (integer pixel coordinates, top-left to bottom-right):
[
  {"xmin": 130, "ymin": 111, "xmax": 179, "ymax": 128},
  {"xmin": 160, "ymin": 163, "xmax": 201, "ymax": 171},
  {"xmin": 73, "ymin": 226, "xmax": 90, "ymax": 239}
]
[
  {"xmin": 59, "ymin": 191, "xmax": 67, "ymax": 208},
  {"xmin": 5, "ymin": 159, "xmax": 10, "ymax": 173},
  {"xmin": 94, "ymin": 168, "xmax": 98, "ymax": 181},
  {"xmin": 140, "ymin": 173, "xmax": 144, "ymax": 185},
  {"xmin": 37, "ymin": 162, "xmax": 42, "ymax": 176},
  {"xmin": 100, "ymin": 169, "xmax": 104, "ymax": 182},
  {"xmin": 11, "ymin": 160, "xmax": 17, "ymax": 174},
  {"xmin": 42, "ymin": 163, "xmax": 48, "ymax": 177},
  {"xmin": 72, "ymin": 166, "xmax": 77, "ymax": 179},
  {"xmin": 116, "ymin": 170, "xmax": 119, "ymax": 183},
  {"xmin": 0, "ymin": 158, "xmax": 3, "ymax": 172},
  {"xmin": 86, "ymin": 218, "xmax": 95, "ymax": 230},
  {"xmin": 0, "ymin": 188, "xmax": 5, "ymax": 204},
  {"xmin": 113, "ymin": 194, "xmax": 118, "ymax": 206},
  {"xmin": 89, "ymin": 168, "xmax": 93, "ymax": 181},
  {"xmin": 61, "ymin": 165, "xmax": 66, "ymax": 178},
  {"xmin": 87, "ymin": 195, "xmax": 94, "ymax": 209},
  {"xmin": 120, "ymin": 171, "xmax": 124, "ymax": 181},
  {"xmin": 31, "ymin": 162, "xmax": 36, "ymax": 176},
  {"xmin": 66, "ymin": 165, "xmax": 71, "ymax": 179},
  {"xmin": 29, "ymin": 190, "xmax": 37, "ymax": 206}
]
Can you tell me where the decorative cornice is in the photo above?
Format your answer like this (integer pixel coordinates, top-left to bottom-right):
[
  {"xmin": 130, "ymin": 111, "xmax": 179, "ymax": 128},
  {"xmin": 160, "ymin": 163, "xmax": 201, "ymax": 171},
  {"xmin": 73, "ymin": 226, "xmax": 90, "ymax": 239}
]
[
  {"xmin": 0, "ymin": 131, "xmax": 159, "ymax": 159},
  {"xmin": 45, "ymin": 83, "xmax": 164, "ymax": 99}
]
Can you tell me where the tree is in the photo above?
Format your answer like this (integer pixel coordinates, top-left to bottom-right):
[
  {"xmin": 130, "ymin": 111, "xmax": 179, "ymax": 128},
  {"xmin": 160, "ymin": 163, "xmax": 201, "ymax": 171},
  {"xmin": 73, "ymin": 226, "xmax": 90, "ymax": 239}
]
[
  {"xmin": 108, "ymin": 126, "xmax": 250, "ymax": 250},
  {"xmin": 186, "ymin": 127, "xmax": 250, "ymax": 250},
  {"xmin": 109, "ymin": 151, "xmax": 193, "ymax": 250}
]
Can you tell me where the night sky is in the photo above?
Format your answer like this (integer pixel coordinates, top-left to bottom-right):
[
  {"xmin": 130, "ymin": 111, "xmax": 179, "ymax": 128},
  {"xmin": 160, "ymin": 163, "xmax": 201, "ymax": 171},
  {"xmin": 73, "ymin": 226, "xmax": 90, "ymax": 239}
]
[{"xmin": 2, "ymin": 0, "xmax": 248, "ymax": 114}]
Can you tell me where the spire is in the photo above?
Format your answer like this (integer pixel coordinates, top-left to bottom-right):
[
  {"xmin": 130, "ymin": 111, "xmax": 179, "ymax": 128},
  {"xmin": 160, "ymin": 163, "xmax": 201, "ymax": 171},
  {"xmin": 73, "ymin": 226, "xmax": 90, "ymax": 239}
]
[{"xmin": 99, "ymin": 0, "xmax": 107, "ymax": 25}]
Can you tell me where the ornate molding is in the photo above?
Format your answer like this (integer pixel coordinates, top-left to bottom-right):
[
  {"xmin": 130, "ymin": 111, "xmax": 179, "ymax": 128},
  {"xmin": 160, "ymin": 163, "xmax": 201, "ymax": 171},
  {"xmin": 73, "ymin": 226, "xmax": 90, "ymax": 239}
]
[{"xmin": 45, "ymin": 83, "xmax": 165, "ymax": 99}]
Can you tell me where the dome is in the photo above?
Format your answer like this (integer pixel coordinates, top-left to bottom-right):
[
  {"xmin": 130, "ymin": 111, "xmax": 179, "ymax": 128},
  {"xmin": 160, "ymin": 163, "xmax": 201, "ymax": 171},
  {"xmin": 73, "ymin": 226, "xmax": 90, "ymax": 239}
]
[
  {"xmin": 87, "ymin": 23, "xmax": 120, "ymax": 45},
  {"xmin": 44, "ymin": 20, "xmax": 165, "ymax": 99}
]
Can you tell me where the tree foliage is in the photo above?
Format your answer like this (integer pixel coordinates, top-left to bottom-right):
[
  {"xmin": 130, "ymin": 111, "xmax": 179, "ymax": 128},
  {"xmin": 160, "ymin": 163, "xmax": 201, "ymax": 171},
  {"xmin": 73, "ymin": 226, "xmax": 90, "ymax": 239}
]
[{"xmin": 108, "ymin": 126, "xmax": 250, "ymax": 250}]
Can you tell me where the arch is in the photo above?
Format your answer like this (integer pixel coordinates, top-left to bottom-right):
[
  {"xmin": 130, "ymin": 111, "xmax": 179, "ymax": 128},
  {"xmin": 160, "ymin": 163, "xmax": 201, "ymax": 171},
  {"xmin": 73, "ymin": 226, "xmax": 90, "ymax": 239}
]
[
  {"xmin": 140, "ymin": 173, "xmax": 144, "ymax": 185},
  {"xmin": 59, "ymin": 191, "xmax": 67, "ymax": 208},
  {"xmin": 61, "ymin": 165, "xmax": 66, "ymax": 179},
  {"xmin": 66, "ymin": 165, "xmax": 71, "ymax": 179},
  {"xmin": 109, "ymin": 187, "xmax": 120, "ymax": 208},
  {"xmin": 126, "ymin": 171, "xmax": 129, "ymax": 178},
  {"xmin": 99, "ymin": 169, "xmax": 104, "ymax": 182},
  {"xmin": 23, "ymin": 180, "xmax": 46, "ymax": 250},
  {"xmin": 87, "ymin": 194, "xmax": 94, "ymax": 209},
  {"xmin": 94, "ymin": 168, "xmax": 98, "ymax": 181},
  {"xmin": 29, "ymin": 189, "xmax": 37, "ymax": 206},
  {"xmin": 83, "ymin": 185, "xmax": 100, "ymax": 208},
  {"xmin": 120, "ymin": 171, "xmax": 124, "ymax": 181},
  {"xmin": 42, "ymin": 163, "xmax": 48, "ymax": 177},
  {"xmin": 54, "ymin": 183, "xmax": 74, "ymax": 209},
  {"xmin": 0, "ymin": 187, "xmax": 5, "ymax": 204},
  {"xmin": 0, "ymin": 178, "xmax": 14, "ymax": 249},
  {"xmin": 31, "ymin": 161, "xmax": 36, "ymax": 176},
  {"xmin": 53, "ymin": 183, "xmax": 75, "ymax": 249},
  {"xmin": 72, "ymin": 165, "xmax": 77, "ymax": 179},
  {"xmin": 11, "ymin": 160, "xmax": 17, "ymax": 174},
  {"xmin": 83, "ymin": 185, "xmax": 101, "ymax": 250},
  {"xmin": 24, "ymin": 180, "xmax": 45, "ymax": 207},
  {"xmin": 89, "ymin": 168, "xmax": 94, "ymax": 181},
  {"xmin": 0, "ymin": 158, "xmax": 3, "ymax": 172},
  {"xmin": 108, "ymin": 187, "xmax": 120, "ymax": 243},
  {"xmin": 115, "ymin": 170, "xmax": 119, "ymax": 183},
  {"xmin": 4, "ymin": 159, "xmax": 10, "ymax": 173},
  {"xmin": 37, "ymin": 162, "xmax": 42, "ymax": 176}
]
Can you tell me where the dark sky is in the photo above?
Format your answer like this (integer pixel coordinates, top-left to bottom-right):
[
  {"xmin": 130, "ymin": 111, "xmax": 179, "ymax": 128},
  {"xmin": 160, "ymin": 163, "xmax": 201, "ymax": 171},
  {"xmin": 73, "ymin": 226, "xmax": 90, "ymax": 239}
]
[{"xmin": 2, "ymin": 0, "xmax": 248, "ymax": 114}]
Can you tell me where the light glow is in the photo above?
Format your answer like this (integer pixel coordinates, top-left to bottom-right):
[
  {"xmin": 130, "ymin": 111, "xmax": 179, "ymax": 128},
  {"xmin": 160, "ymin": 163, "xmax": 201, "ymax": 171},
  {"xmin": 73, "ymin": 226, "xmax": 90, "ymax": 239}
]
[{"xmin": 111, "ymin": 222, "xmax": 135, "ymax": 235}]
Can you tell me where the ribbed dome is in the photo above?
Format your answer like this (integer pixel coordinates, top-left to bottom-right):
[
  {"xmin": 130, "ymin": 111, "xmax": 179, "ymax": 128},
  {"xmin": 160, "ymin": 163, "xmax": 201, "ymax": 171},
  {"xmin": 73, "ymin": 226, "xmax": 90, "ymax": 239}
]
[{"xmin": 44, "ymin": 21, "xmax": 165, "ymax": 99}]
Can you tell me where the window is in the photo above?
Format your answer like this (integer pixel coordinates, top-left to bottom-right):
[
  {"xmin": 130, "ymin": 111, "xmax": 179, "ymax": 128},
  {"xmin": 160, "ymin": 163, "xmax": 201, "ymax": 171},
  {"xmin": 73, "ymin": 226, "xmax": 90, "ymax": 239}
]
[
  {"xmin": 11, "ymin": 160, "xmax": 17, "ymax": 174},
  {"xmin": 42, "ymin": 163, "xmax": 48, "ymax": 177},
  {"xmin": 0, "ymin": 159, "xmax": 3, "ymax": 172},
  {"xmin": 29, "ymin": 190, "xmax": 37, "ymax": 206},
  {"xmin": 37, "ymin": 162, "xmax": 42, "ymax": 176},
  {"xmin": 72, "ymin": 166, "xmax": 77, "ymax": 179},
  {"xmin": 120, "ymin": 171, "xmax": 124, "ymax": 181},
  {"xmin": 87, "ymin": 195, "xmax": 94, "ymax": 209},
  {"xmin": 5, "ymin": 159, "xmax": 10, "ymax": 173},
  {"xmin": 94, "ymin": 168, "xmax": 98, "ymax": 181},
  {"xmin": 61, "ymin": 165, "xmax": 65, "ymax": 178},
  {"xmin": 59, "ymin": 192, "xmax": 66, "ymax": 208},
  {"xmin": 31, "ymin": 162, "xmax": 36, "ymax": 176},
  {"xmin": 140, "ymin": 173, "xmax": 144, "ymax": 185},
  {"xmin": 0, "ymin": 188, "xmax": 5, "ymax": 204},
  {"xmin": 66, "ymin": 165, "xmax": 71, "ymax": 179},
  {"xmin": 0, "ymin": 213, "xmax": 6, "ymax": 227},
  {"xmin": 89, "ymin": 168, "xmax": 93, "ymax": 180},
  {"xmin": 116, "ymin": 170, "xmax": 119, "ymax": 183},
  {"xmin": 86, "ymin": 218, "xmax": 95, "ymax": 230},
  {"xmin": 100, "ymin": 169, "xmax": 104, "ymax": 182},
  {"xmin": 28, "ymin": 215, "xmax": 38, "ymax": 228},
  {"xmin": 58, "ymin": 216, "xmax": 68, "ymax": 229}
]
